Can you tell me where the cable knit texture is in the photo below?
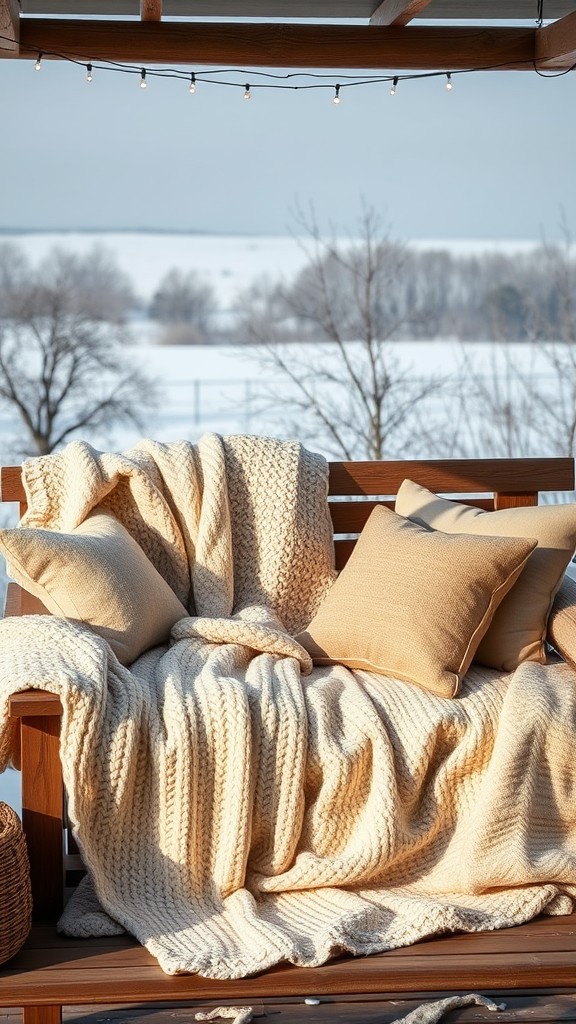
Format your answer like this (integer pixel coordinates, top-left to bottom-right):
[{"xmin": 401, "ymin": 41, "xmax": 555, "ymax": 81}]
[{"xmin": 2, "ymin": 434, "xmax": 576, "ymax": 979}]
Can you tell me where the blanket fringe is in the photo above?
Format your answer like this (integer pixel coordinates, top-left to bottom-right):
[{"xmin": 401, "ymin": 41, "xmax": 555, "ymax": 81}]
[
  {"xmin": 194, "ymin": 1007, "xmax": 254, "ymax": 1024},
  {"xmin": 391, "ymin": 993, "xmax": 505, "ymax": 1023},
  {"xmin": 192, "ymin": 994, "xmax": 504, "ymax": 1024}
]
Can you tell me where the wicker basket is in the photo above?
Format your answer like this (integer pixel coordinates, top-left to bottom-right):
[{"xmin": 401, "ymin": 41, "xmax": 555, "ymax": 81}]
[{"xmin": 0, "ymin": 801, "xmax": 32, "ymax": 965}]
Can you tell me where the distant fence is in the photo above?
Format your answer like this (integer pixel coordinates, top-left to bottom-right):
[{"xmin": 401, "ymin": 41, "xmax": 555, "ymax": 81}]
[
  {"xmin": 0, "ymin": 364, "xmax": 568, "ymax": 464},
  {"xmin": 0, "ymin": 377, "xmax": 277, "ymax": 467},
  {"xmin": 157, "ymin": 378, "xmax": 266, "ymax": 436}
]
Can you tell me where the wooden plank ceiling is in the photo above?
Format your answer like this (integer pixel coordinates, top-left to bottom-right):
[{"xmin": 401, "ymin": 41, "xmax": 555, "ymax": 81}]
[{"xmin": 0, "ymin": 0, "xmax": 575, "ymax": 71}]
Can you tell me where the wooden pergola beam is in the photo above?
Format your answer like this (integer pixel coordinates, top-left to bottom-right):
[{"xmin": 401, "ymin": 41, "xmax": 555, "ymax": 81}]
[
  {"xmin": 370, "ymin": 0, "xmax": 434, "ymax": 28},
  {"xmin": 140, "ymin": 0, "xmax": 162, "ymax": 20},
  {"xmin": 535, "ymin": 9, "xmax": 576, "ymax": 69},
  {"xmin": 5, "ymin": 20, "xmax": 537, "ymax": 69},
  {"xmin": 0, "ymin": 0, "xmax": 19, "ymax": 52}
]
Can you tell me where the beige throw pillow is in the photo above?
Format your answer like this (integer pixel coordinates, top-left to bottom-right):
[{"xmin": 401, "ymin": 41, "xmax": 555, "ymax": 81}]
[
  {"xmin": 0, "ymin": 512, "xmax": 188, "ymax": 665},
  {"xmin": 297, "ymin": 505, "xmax": 536, "ymax": 698},
  {"xmin": 396, "ymin": 478, "xmax": 576, "ymax": 670}
]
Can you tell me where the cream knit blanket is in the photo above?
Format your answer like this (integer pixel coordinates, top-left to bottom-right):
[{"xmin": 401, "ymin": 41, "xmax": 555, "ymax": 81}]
[{"xmin": 2, "ymin": 434, "xmax": 576, "ymax": 980}]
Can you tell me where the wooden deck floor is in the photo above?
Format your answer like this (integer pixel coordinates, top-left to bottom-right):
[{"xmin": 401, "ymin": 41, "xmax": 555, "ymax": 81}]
[
  {"xmin": 5, "ymin": 994, "xmax": 576, "ymax": 1024},
  {"xmin": 3, "ymin": 994, "xmax": 576, "ymax": 1024},
  {"xmin": 3, "ymin": 916, "xmax": 576, "ymax": 1022}
]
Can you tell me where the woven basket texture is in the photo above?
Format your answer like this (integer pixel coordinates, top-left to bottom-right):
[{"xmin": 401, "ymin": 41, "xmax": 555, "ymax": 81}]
[{"xmin": 0, "ymin": 800, "xmax": 32, "ymax": 965}]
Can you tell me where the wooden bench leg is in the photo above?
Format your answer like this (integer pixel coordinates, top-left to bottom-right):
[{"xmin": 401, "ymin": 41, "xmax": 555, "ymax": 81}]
[
  {"xmin": 23, "ymin": 1006, "xmax": 62, "ymax": 1024},
  {"xmin": 20, "ymin": 715, "xmax": 64, "ymax": 919}
]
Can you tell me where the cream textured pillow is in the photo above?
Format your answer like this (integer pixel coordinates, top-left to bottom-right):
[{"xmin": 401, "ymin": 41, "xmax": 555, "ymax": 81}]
[
  {"xmin": 297, "ymin": 505, "xmax": 536, "ymax": 698},
  {"xmin": 396, "ymin": 478, "xmax": 576, "ymax": 670},
  {"xmin": 0, "ymin": 512, "xmax": 188, "ymax": 665}
]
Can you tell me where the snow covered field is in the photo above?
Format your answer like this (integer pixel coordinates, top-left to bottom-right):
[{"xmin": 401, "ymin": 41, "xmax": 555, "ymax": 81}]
[{"xmin": 0, "ymin": 337, "xmax": 557, "ymax": 469}]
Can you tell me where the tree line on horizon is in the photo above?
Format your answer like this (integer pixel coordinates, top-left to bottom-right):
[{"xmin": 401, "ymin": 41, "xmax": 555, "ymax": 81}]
[
  {"xmin": 0, "ymin": 208, "xmax": 575, "ymax": 462},
  {"xmin": 151, "ymin": 237, "xmax": 574, "ymax": 347}
]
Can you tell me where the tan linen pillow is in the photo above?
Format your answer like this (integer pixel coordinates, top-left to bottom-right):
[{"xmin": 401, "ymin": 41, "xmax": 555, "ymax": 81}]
[
  {"xmin": 396, "ymin": 478, "xmax": 576, "ymax": 670},
  {"xmin": 297, "ymin": 505, "xmax": 536, "ymax": 698},
  {"xmin": 0, "ymin": 512, "xmax": 188, "ymax": 665}
]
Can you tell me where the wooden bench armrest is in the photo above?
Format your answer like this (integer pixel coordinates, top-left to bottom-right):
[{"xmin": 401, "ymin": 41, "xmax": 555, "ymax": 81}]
[{"xmin": 9, "ymin": 690, "xmax": 63, "ymax": 717}]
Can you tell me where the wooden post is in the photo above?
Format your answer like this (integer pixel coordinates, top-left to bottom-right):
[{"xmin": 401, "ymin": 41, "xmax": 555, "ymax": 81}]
[
  {"xmin": 494, "ymin": 492, "xmax": 538, "ymax": 510},
  {"xmin": 140, "ymin": 0, "xmax": 163, "ymax": 20},
  {"xmin": 0, "ymin": 0, "xmax": 19, "ymax": 51}
]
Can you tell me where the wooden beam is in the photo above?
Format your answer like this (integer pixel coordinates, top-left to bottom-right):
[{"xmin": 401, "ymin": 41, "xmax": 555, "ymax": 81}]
[
  {"xmin": 0, "ymin": 0, "xmax": 19, "ymax": 52},
  {"xmin": 370, "ymin": 0, "xmax": 434, "ymax": 27},
  {"xmin": 535, "ymin": 9, "xmax": 576, "ymax": 69},
  {"xmin": 6, "ymin": 20, "xmax": 537, "ymax": 69},
  {"xmin": 140, "ymin": 0, "xmax": 162, "ymax": 20},
  {"xmin": 14, "ymin": 0, "xmax": 576, "ymax": 16}
]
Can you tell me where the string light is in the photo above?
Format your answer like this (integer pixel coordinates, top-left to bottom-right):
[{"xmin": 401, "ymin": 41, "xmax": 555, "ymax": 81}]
[
  {"xmin": 333, "ymin": 83, "xmax": 341, "ymax": 104},
  {"xmin": 86, "ymin": 63, "xmax": 93, "ymax": 83},
  {"xmin": 10, "ymin": 33, "xmax": 572, "ymax": 98},
  {"xmin": 244, "ymin": 82, "xmax": 251, "ymax": 99}
]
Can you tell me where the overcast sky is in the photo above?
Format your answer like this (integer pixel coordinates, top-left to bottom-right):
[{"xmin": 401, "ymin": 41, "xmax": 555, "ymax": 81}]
[{"xmin": 1, "ymin": 52, "xmax": 575, "ymax": 240}]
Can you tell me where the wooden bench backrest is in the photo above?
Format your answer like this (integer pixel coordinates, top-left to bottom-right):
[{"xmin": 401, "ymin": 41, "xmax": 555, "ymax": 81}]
[
  {"xmin": 327, "ymin": 457, "xmax": 575, "ymax": 569},
  {"xmin": 2, "ymin": 457, "xmax": 575, "ymax": 577}
]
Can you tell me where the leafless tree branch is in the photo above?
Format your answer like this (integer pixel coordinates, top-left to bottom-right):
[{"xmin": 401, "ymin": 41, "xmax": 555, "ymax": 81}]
[{"xmin": 0, "ymin": 244, "xmax": 160, "ymax": 458}]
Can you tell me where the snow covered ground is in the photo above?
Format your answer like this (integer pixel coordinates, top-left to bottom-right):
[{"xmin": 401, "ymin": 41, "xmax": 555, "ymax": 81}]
[{"xmin": 0, "ymin": 337, "xmax": 556, "ymax": 469}]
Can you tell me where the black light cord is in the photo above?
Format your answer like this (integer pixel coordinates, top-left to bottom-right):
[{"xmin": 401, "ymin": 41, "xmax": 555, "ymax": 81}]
[
  {"xmin": 533, "ymin": 57, "xmax": 576, "ymax": 76},
  {"xmin": 0, "ymin": 31, "xmax": 574, "ymax": 93}
]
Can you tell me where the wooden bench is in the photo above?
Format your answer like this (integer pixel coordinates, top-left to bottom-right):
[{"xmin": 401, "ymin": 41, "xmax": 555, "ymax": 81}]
[{"xmin": 2, "ymin": 456, "xmax": 576, "ymax": 1024}]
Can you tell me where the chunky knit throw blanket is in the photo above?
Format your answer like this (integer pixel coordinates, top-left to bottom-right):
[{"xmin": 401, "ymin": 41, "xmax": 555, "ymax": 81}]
[{"xmin": 2, "ymin": 433, "xmax": 576, "ymax": 980}]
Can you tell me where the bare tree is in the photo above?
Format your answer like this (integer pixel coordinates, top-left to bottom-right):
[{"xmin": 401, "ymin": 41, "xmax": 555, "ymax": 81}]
[
  {"xmin": 522, "ymin": 226, "xmax": 576, "ymax": 458},
  {"xmin": 0, "ymin": 243, "xmax": 158, "ymax": 457},
  {"xmin": 150, "ymin": 268, "xmax": 217, "ymax": 344},
  {"xmin": 439, "ymin": 342, "xmax": 541, "ymax": 459},
  {"xmin": 443, "ymin": 222, "xmax": 576, "ymax": 462},
  {"xmin": 236, "ymin": 207, "xmax": 446, "ymax": 460}
]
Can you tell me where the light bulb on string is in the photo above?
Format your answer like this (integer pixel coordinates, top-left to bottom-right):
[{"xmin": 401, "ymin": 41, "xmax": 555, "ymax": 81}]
[{"xmin": 18, "ymin": 41, "xmax": 512, "ymax": 107}]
